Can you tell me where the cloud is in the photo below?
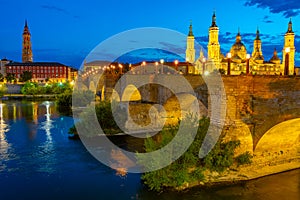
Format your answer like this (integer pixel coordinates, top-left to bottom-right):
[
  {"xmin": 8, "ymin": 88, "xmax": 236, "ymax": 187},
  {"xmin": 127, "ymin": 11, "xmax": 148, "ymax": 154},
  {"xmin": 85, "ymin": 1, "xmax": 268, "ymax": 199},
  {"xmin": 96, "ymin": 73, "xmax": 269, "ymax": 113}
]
[
  {"xmin": 159, "ymin": 42, "xmax": 186, "ymax": 55},
  {"xmin": 263, "ymin": 15, "xmax": 274, "ymax": 23},
  {"xmin": 244, "ymin": 0, "xmax": 300, "ymax": 17},
  {"xmin": 41, "ymin": 5, "xmax": 69, "ymax": 14}
]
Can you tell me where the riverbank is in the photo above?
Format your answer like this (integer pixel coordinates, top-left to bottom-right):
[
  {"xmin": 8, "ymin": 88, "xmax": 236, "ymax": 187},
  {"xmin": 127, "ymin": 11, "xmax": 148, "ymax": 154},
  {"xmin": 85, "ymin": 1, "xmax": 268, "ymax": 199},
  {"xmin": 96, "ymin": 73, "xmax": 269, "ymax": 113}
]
[
  {"xmin": 178, "ymin": 157, "xmax": 300, "ymax": 190},
  {"xmin": 2, "ymin": 94, "xmax": 57, "ymax": 100}
]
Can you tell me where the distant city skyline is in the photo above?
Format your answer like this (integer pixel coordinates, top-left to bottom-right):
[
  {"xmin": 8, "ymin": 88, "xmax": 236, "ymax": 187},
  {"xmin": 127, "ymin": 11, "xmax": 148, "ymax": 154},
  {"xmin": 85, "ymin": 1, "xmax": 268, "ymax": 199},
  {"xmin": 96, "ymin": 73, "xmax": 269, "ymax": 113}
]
[{"xmin": 0, "ymin": 0, "xmax": 299, "ymax": 68}]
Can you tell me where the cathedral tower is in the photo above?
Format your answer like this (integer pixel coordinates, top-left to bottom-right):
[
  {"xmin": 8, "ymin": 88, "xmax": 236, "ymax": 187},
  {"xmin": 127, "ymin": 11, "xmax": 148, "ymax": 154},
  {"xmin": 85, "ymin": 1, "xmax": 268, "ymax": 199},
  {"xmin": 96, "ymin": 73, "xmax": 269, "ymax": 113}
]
[
  {"xmin": 252, "ymin": 28, "xmax": 264, "ymax": 62},
  {"xmin": 282, "ymin": 18, "xmax": 295, "ymax": 75},
  {"xmin": 22, "ymin": 20, "xmax": 33, "ymax": 63},
  {"xmin": 207, "ymin": 11, "xmax": 221, "ymax": 68},
  {"xmin": 185, "ymin": 22, "xmax": 195, "ymax": 63}
]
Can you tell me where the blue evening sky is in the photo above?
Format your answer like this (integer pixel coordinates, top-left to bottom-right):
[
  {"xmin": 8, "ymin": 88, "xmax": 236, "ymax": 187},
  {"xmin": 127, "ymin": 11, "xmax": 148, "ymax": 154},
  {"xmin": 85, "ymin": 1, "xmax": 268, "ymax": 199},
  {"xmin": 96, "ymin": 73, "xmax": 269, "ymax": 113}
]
[{"xmin": 0, "ymin": 0, "xmax": 299, "ymax": 68}]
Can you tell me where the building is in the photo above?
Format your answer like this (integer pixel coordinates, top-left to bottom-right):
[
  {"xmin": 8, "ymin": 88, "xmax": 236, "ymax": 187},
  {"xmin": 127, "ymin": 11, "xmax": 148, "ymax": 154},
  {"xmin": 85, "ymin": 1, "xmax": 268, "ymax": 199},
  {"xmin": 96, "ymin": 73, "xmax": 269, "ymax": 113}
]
[
  {"xmin": 5, "ymin": 62, "xmax": 73, "ymax": 82},
  {"xmin": 0, "ymin": 58, "xmax": 11, "ymax": 75},
  {"xmin": 3, "ymin": 21, "xmax": 78, "ymax": 82},
  {"xmin": 187, "ymin": 12, "xmax": 296, "ymax": 75},
  {"xmin": 22, "ymin": 20, "xmax": 33, "ymax": 63}
]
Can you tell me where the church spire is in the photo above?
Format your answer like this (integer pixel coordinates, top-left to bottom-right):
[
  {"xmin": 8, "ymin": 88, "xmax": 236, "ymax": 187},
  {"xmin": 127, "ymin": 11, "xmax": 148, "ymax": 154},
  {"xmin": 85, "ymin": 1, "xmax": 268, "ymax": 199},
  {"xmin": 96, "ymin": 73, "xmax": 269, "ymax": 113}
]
[
  {"xmin": 287, "ymin": 18, "xmax": 293, "ymax": 33},
  {"xmin": 236, "ymin": 28, "xmax": 241, "ymax": 42},
  {"xmin": 188, "ymin": 21, "xmax": 194, "ymax": 36},
  {"xmin": 256, "ymin": 27, "xmax": 260, "ymax": 40},
  {"xmin": 210, "ymin": 11, "xmax": 217, "ymax": 27}
]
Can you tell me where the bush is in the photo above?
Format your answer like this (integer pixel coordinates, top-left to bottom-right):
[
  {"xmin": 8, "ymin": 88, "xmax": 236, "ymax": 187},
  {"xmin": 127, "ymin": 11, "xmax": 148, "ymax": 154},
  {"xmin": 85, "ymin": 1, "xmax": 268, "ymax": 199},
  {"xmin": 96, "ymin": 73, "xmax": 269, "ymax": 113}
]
[
  {"xmin": 72, "ymin": 101, "xmax": 128, "ymax": 136},
  {"xmin": 0, "ymin": 84, "xmax": 7, "ymax": 97},
  {"xmin": 204, "ymin": 140, "xmax": 240, "ymax": 173},
  {"xmin": 236, "ymin": 151, "xmax": 253, "ymax": 166},
  {"xmin": 139, "ymin": 117, "xmax": 209, "ymax": 191},
  {"xmin": 21, "ymin": 82, "xmax": 39, "ymax": 95}
]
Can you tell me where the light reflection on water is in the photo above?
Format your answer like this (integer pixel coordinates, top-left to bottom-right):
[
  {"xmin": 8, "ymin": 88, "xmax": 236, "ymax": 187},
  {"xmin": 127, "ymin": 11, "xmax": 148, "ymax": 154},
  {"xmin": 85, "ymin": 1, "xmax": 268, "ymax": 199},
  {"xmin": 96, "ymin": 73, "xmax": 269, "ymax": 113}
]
[
  {"xmin": 0, "ymin": 103, "xmax": 11, "ymax": 171},
  {"xmin": 0, "ymin": 100, "xmax": 298, "ymax": 200}
]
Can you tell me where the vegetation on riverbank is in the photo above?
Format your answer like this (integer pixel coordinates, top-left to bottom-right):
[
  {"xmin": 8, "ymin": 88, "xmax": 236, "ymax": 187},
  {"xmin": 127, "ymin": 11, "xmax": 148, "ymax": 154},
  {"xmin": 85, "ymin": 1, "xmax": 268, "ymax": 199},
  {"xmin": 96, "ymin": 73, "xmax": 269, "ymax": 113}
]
[
  {"xmin": 0, "ymin": 84, "xmax": 7, "ymax": 97},
  {"xmin": 21, "ymin": 81, "xmax": 72, "ymax": 95},
  {"xmin": 69, "ymin": 101, "xmax": 127, "ymax": 136},
  {"xmin": 138, "ymin": 117, "xmax": 252, "ymax": 192}
]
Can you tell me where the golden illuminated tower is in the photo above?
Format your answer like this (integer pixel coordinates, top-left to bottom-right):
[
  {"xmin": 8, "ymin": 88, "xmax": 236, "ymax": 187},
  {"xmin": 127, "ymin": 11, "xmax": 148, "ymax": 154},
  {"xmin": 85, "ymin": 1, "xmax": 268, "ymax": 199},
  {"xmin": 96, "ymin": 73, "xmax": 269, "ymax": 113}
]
[
  {"xmin": 185, "ymin": 22, "xmax": 195, "ymax": 63},
  {"xmin": 207, "ymin": 11, "xmax": 220, "ymax": 68},
  {"xmin": 282, "ymin": 18, "xmax": 295, "ymax": 75},
  {"xmin": 22, "ymin": 20, "xmax": 33, "ymax": 63},
  {"xmin": 252, "ymin": 28, "xmax": 264, "ymax": 62}
]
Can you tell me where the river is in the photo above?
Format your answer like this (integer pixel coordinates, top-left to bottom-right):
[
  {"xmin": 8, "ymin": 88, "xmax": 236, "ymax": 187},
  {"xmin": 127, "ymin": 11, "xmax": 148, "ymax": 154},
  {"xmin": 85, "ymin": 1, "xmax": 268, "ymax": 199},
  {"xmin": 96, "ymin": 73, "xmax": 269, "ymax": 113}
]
[{"xmin": 0, "ymin": 100, "xmax": 299, "ymax": 200}]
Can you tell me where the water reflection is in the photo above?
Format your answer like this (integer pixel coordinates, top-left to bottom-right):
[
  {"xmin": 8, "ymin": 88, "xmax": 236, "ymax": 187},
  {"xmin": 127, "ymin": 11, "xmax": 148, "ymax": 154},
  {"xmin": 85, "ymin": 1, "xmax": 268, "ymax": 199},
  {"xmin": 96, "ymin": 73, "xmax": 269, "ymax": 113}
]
[
  {"xmin": 37, "ymin": 101, "xmax": 56, "ymax": 174},
  {"xmin": 0, "ymin": 103, "xmax": 10, "ymax": 171}
]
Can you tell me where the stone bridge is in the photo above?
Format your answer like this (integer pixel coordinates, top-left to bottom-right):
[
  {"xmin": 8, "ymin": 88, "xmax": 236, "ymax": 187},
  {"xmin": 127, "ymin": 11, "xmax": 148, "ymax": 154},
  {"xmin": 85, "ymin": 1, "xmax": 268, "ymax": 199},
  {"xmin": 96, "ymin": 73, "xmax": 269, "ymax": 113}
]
[{"xmin": 84, "ymin": 73, "xmax": 300, "ymax": 167}]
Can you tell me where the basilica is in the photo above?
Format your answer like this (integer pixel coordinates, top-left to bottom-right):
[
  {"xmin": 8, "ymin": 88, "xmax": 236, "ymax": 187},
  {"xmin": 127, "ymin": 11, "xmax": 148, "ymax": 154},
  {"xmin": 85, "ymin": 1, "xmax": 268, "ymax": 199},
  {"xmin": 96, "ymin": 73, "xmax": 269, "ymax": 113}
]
[{"xmin": 186, "ymin": 12, "xmax": 296, "ymax": 75}]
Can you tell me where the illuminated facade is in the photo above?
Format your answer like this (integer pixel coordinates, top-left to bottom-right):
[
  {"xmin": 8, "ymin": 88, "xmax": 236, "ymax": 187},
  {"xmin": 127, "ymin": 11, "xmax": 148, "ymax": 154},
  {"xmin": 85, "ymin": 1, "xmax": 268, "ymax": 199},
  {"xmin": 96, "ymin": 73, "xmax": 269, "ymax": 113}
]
[
  {"xmin": 5, "ymin": 62, "xmax": 73, "ymax": 82},
  {"xmin": 185, "ymin": 22, "xmax": 196, "ymax": 63},
  {"xmin": 22, "ymin": 20, "xmax": 33, "ymax": 63},
  {"xmin": 187, "ymin": 13, "xmax": 296, "ymax": 75}
]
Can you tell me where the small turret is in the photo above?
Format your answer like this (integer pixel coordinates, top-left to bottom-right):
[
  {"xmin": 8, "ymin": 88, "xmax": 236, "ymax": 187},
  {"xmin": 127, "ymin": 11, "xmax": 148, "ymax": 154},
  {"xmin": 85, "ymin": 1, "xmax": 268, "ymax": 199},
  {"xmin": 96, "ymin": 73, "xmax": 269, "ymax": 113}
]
[
  {"xmin": 188, "ymin": 21, "xmax": 194, "ymax": 36},
  {"xmin": 210, "ymin": 11, "xmax": 218, "ymax": 28},
  {"xmin": 255, "ymin": 27, "xmax": 260, "ymax": 40},
  {"xmin": 270, "ymin": 48, "xmax": 280, "ymax": 64},
  {"xmin": 287, "ymin": 18, "xmax": 293, "ymax": 33}
]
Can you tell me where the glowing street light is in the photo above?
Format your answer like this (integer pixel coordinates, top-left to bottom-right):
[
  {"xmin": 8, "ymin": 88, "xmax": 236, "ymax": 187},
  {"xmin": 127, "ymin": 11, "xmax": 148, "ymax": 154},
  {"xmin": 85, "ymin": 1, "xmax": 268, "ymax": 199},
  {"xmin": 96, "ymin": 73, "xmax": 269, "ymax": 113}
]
[
  {"xmin": 119, "ymin": 64, "xmax": 123, "ymax": 74},
  {"xmin": 160, "ymin": 59, "xmax": 164, "ymax": 74},
  {"xmin": 174, "ymin": 60, "xmax": 179, "ymax": 71},
  {"xmin": 155, "ymin": 62, "xmax": 159, "ymax": 74}
]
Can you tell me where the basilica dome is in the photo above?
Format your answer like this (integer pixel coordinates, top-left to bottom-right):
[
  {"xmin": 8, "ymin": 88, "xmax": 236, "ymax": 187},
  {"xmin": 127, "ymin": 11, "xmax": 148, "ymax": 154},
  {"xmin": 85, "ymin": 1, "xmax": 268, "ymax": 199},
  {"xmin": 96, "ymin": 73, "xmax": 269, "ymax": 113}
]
[{"xmin": 230, "ymin": 31, "xmax": 247, "ymax": 60}]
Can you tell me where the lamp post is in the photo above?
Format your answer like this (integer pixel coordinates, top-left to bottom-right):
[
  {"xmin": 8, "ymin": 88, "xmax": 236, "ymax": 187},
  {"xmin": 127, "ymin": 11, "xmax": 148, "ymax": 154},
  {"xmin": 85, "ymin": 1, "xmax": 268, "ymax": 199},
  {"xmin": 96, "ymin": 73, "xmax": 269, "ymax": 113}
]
[
  {"xmin": 142, "ymin": 61, "xmax": 146, "ymax": 74},
  {"xmin": 155, "ymin": 62, "xmax": 159, "ymax": 74},
  {"xmin": 246, "ymin": 54, "xmax": 250, "ymax": 75},
  {"xmin": 119, "ymin": 64, "xmax": 123, "ymax": 74},
  {"xmin": 285, "ymin": 47, "xmax": 290, "ymax": 75},
  {"xmin": 202, "ymin": 57, "xmax": 206, "ymax": 75},
  {"xmin": 227, "ymin": 53, "xmax": 232, "ymax": 75},
  {"xmin": 160, "ymin": 59, "xmax": 164, "ymax": 74},
  {"xmin": 174, "ymin": 60, "xmax": 179, "ymax": 71}
]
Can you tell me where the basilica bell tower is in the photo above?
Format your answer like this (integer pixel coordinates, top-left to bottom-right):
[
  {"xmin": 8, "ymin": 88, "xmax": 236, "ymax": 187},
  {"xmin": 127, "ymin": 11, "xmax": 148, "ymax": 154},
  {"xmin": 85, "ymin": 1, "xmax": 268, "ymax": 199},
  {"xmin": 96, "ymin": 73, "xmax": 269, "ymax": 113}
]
[
  {"xmin": 207, "ymin": 11, "xmax": 221, "ymax": 68},
  {"xmin": 185, "ymin": 22, "xmax": 196, "ymax": 63},
  {"xmin": 22, "ymin": 20, "xmax": 33, "ymax": 63},
  {"xmin": 282, "ymin": 18, "xmax": 295, "ymax": 75}
]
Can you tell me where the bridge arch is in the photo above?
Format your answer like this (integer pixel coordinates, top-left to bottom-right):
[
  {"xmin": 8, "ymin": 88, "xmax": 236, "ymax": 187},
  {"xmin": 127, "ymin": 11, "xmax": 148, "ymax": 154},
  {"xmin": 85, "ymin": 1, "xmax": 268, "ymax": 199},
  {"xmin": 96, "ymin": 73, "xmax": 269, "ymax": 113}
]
[
  {"xmin": 163, "ymin": 93, "xmax": 207, "ymax": 125},
  {"xmin": 111, "ymin": 89, "xmax": 120, "ymax": 102},
  {"xmin": 89, "ymin": 81, "xmax": 96, "ymax": 93},
  {"xmin": 121, "ymin": 84, "xmax": 141, "ymax": 102},
  {"xmin": 254, "ymin": 118, "xmax": 300, "ymax": 160}
]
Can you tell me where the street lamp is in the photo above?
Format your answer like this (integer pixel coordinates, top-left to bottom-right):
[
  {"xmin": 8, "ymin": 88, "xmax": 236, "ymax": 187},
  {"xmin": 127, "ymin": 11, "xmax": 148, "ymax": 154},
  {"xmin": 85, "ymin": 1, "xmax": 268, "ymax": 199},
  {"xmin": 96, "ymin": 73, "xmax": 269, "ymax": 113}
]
[
  {"xmin": 142, "ymin": 61, "xmax": 146, "ymax": 74},
  {"xmin": 285, "ymin": 47, "xmax": 290, "ymax": 75},
  {"xmin": 227, "ymin": 53, "xmax": 232, "ymax": 75},
  {"xmin": 246, "ymin": 54, "xmax": 250, "ymax": 75},
  {"xmin": 202, "ymin": 57, "xmax": 206, "ymax": 75},
  {"xmin": 155, "ymin": 62, "xmax": 159, "ymax": 74},
  {"xmin": 174, "ymin": 60, "xmax": 179, "ymax": 71},
  {"xmin": 118, "ymin": 64, "xmax": 123, "ymax": 74},
  {"xmin": 160, "ymin": 59, "xmax": 164, "ymax": 74}
]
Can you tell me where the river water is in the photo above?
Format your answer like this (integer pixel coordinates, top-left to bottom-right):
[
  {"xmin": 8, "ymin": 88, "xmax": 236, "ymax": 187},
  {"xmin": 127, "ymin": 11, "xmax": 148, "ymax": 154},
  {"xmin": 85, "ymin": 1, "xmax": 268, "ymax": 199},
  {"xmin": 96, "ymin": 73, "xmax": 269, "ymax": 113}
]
[{"xmin": 0, "ymin": 100, "xmax": 299, "ymax": 200}]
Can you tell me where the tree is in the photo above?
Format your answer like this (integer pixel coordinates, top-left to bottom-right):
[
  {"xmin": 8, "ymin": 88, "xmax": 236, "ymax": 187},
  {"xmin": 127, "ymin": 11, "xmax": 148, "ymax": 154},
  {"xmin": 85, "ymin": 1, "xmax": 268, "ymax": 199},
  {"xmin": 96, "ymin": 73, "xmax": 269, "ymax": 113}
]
[
  {"xmin": 0, "ymin": 84, "xmax": 7, "ymax": 97},
  {"xmin": 20, "ymin": 71, "xmax": 32, "ymax": 82},
  {"xmin": 5, "ymin": 73, "xmax": 16, "ymax": 83},
  {"xmin": 0, "ymin": 73, "xmax": 4, "ymax": 82},
  {"xmin": 21, "ymin": 82, "xmax": 38, "ymax": 95}
]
